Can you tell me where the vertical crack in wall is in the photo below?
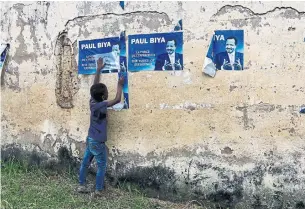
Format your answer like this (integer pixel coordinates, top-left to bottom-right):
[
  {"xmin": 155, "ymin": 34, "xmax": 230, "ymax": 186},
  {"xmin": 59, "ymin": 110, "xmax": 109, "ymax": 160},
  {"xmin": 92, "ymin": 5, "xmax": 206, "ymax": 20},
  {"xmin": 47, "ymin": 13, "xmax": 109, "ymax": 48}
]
[{"xmin": 55, "ymin": 32, "xmax": 80, "ymax": 109}]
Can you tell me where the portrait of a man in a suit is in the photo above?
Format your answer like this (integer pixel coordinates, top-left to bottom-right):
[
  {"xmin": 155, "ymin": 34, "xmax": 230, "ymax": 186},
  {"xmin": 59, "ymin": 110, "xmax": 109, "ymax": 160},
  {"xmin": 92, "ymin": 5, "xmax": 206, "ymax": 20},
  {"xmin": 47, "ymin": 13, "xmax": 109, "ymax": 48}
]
[
  {"xmin": 214, "ymin": 36, "xmax": 243, "ymax": 70},
  {"xmin": 154, "ymin": 39, "xmax": 183, "ymax": 71}
]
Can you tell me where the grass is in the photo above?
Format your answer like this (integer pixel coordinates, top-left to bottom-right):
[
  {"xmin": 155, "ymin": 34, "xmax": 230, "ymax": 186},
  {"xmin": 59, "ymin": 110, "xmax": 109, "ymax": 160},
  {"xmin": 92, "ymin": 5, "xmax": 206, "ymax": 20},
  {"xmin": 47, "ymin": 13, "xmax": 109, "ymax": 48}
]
[{"xmin": 1, "ymin": 159, "xmax": 204, "ymax": 209}]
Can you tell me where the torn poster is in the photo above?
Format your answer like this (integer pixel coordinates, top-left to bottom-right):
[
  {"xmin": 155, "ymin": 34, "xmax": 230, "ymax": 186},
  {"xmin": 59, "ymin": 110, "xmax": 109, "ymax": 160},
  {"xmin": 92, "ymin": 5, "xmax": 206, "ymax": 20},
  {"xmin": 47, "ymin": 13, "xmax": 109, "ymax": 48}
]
[
  {"xmin": 108, "ymin": 70, "xmax": 129, "ymax": 111},
  {"xmin": 174, "ymin": 19, "xmax": 183, "ymax": 31},
  {"xmin": 111, "ymin": 71, "xmax": 129, "ymax": 110},
  {"xmin": 128, "ymin": 31, "xmax": 183, "ymax": 72},
  {"xmin": 78, "ymin": 37, "xmax": 127, "ymax": 74},
  {"xmin": 203, "ymin": 30, "xmax": 244, "ymax": 77},
  {"xmin": 119, "ymin": 31, "xmax": 129, "ymax": 109},
  {"xmin": 119, "ymin": 1, "xmax": 124, "ymax": 10},
  {"xmin": 0, "ymin": 43, "xmax": 9, "ymax": 72},
  {"xmin": 107, "ymin": 32, "xmax": 129, "ymax": 111}
]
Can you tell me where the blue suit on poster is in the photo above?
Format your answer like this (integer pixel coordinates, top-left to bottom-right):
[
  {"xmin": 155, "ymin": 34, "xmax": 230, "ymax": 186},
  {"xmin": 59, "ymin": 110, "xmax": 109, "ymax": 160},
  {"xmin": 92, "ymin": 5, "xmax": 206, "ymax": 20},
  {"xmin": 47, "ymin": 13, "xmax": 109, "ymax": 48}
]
[
  {"xmin": 214, "ymin": 52, "xmax": 244, "ymax": 70},
  {"xmin": 154, "ymin": 53, "xmax": 183, "ymax": 71},
  {"xmin": 154, "ymin": 39, "xmax": 183, "ymax": 71}
]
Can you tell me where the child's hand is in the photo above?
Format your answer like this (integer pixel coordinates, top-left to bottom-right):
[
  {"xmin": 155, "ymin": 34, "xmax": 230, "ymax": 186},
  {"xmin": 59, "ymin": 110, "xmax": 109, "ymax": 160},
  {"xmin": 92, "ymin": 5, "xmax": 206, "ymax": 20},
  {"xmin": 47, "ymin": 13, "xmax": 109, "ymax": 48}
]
[
  {"xmin": 97, "ymin": 57, "xmax": 105, "ymax": 70},
  {"xmin": 118, "ymin": 76, "xmax": 125, "ymax": 86}
]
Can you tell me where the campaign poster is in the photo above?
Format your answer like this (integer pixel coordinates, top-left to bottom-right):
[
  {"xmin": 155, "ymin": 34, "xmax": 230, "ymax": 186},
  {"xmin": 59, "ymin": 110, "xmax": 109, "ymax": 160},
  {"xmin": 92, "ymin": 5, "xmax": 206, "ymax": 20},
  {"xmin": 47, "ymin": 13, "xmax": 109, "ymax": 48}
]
[
  {"xmin": 119, "ymin": 31, "xmax": 129, "ymax": 109},
  {"xmin": 79, "ymin": 33, "xmax": 129, "ymax": 109},
  {"xmin": 128, "ymin": 31, "xmax": 183, "ymax": 72},
  {"xmin": 203, "ymin": 30, "xmax": 244, "ymax": 77},
  {"xmin": 78, "ymin": 37, "xmax": 127, "ymax": 74},
  {"xmin": 213, "ymin": 30, "xmax": 244, "ymax": 71}
]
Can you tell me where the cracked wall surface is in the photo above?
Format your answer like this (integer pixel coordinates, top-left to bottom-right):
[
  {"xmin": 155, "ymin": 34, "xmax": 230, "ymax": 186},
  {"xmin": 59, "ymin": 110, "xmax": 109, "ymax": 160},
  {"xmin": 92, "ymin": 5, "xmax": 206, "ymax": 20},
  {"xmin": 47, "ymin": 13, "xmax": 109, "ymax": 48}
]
[{"xmin": 1, "ymin": 1, "xmax": 305, "ymax": 207}]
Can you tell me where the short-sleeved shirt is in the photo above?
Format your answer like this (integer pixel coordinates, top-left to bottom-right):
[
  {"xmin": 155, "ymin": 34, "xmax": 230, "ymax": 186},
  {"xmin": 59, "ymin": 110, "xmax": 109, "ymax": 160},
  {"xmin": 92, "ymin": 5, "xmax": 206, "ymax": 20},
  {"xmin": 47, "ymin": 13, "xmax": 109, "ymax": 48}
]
[{"xmin": 87, "ymin": 98, "xmax": 108, "ymax": 143}]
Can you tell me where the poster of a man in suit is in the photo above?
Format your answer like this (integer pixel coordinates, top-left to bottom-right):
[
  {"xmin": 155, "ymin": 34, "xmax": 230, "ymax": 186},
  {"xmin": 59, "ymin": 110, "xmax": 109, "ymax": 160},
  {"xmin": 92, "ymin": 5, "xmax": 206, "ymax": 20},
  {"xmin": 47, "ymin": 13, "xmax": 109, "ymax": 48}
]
[
  {"xmin": 213, "ymin": 30, "xmax": 244, "ymax": 71},
  {"xmin": 128, "ymin": 31, "xmax": 183, "ymax": 72},
  {"xmin": 203, "ymin": 30, "xmax": 244, "ymax": 77},
  {"xmin": 214, "ymin": 36, "xmax": 243, "ymax": 70}
]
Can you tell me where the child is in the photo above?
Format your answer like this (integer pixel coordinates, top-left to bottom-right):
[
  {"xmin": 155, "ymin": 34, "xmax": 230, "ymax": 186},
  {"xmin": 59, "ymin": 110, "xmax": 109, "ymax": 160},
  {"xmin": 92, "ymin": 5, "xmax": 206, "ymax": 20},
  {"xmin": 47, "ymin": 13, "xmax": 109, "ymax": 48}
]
[{"xmin": 77, "ymin": 57, "xmax": 124, "ymax": 198}]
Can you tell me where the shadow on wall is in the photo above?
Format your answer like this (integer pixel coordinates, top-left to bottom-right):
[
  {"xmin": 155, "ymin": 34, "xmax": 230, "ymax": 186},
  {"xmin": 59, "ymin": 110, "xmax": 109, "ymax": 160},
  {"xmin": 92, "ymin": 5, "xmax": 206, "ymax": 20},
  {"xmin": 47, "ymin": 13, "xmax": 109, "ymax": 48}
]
[{"xmin": 54, "ymin": 32, "xmax": 80, "ymax": 108}]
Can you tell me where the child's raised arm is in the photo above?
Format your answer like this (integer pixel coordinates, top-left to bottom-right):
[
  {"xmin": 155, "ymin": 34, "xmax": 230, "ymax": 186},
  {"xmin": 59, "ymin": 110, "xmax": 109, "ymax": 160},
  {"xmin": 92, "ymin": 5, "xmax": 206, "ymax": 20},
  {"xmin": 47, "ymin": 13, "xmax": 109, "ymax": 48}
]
[{"xmin": 94, "ymin": 57, "xmax": 105, "ymax": 85}]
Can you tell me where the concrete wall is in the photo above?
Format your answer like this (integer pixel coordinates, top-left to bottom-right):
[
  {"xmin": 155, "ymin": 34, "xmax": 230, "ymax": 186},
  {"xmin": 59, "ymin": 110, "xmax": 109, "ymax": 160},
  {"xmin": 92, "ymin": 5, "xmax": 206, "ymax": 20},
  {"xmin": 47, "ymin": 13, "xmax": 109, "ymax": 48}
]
[{"xmin": 1, "ymin": 1, "xmax": 305, "ymax": 207}]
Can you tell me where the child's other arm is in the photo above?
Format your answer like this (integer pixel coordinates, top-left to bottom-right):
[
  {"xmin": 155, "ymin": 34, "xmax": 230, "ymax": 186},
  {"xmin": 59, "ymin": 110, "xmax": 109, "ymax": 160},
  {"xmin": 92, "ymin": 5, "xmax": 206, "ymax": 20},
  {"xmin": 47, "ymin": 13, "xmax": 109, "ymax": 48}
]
[
  {"xmin": 106, "ymin": 76, "xmax": 124, "ymax": 107},
  {"xmin": 94, "ymin": 58, "xmax": 105, "ymax": 85}
]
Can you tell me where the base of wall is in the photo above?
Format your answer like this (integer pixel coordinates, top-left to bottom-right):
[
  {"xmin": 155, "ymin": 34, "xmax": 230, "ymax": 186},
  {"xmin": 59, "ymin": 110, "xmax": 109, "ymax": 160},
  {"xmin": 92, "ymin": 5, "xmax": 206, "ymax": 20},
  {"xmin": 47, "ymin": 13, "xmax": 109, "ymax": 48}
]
[{"xmin": 1, "ymin": 143, "xmax": 305, "ymax": 209}]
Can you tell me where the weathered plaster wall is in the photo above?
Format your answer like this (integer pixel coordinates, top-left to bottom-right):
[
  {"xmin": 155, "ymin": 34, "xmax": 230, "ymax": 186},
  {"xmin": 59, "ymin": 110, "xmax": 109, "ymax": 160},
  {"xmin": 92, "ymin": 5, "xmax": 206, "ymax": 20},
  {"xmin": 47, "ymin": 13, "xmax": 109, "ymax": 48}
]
[{"xmin": 1, "ymin": 1, "xmax": 305, "ymax": 207}]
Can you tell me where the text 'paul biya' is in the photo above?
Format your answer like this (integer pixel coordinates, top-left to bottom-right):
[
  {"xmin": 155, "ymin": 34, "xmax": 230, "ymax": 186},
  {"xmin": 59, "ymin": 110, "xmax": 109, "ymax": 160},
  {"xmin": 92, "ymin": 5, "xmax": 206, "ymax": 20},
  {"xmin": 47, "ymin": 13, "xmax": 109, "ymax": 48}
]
[
  {"xmin": 81, "ymin": 42, "xmax": 111, "ymax": 49},
  {"xmin": 130, "ymin": 37, "xmax": 165, "ymax": 44}
]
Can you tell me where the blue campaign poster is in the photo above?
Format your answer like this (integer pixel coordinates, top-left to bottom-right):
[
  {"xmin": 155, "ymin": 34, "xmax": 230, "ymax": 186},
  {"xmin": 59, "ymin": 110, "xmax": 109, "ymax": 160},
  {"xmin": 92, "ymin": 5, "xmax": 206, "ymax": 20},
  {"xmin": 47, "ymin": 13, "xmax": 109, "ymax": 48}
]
[
  {"xmin": 119, "ymin": 31, "xmax": 129, "ymax": 109},
  {"xmin": 128, "ymin": 31, "xmax": 183, "ymax": 72},
  {"xmin": 78, "ymin": 33, "xmax": 129, "ymax": 109},
  {"xmin": 78, "ymin": 37, "xmax": 123, "ymax": 74},
  {"xmin": 119, "ymin": 71, "xmax": 129, "ymax": 109},
  {"xmin": 212, "ymin": 30, "xmax": 244, "ymax": 70}
]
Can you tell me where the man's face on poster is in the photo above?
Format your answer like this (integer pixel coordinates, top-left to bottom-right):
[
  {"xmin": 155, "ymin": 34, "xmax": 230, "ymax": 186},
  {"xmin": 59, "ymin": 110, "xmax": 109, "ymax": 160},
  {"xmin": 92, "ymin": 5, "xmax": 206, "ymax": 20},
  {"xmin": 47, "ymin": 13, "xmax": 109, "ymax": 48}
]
[
  {"xmin": 112, "ymin": 44, "xmax": 120, "ymax": 56},
  {"xmin": 166, "ymin": 40, "xmax": 176, "ymax": 55},
  {"xmin": 225, "ymin": 38, "xmax": 236, "ymax": 54}
]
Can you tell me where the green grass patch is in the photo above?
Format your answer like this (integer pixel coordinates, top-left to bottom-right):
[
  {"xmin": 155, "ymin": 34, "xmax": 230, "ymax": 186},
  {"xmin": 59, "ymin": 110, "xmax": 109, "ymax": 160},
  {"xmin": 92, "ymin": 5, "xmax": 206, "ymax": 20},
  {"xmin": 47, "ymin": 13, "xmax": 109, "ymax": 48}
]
[{"xmin": 1, "ymin": 160, "xmax": 203, "ymax": 209}]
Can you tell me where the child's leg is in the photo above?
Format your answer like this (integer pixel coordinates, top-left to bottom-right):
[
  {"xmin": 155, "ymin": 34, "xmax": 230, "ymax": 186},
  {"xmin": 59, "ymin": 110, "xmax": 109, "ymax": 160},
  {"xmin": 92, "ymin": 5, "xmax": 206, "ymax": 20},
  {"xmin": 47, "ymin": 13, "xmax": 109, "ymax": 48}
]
[
  {"xmin": 93, "ymin": 143, "xmax": 107, "ymax": 191},
  {"xmin": 79, "ymin": 146, "xmax": 94, "ymax": 186}
]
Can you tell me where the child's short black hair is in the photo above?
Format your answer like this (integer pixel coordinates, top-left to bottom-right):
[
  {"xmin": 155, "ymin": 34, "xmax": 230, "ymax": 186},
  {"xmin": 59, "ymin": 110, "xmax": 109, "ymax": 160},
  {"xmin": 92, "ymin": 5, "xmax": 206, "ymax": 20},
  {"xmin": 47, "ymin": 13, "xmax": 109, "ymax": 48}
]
[{"xmin": 90, "ymin": 83, "xmax": 108, "ymax": 102}]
